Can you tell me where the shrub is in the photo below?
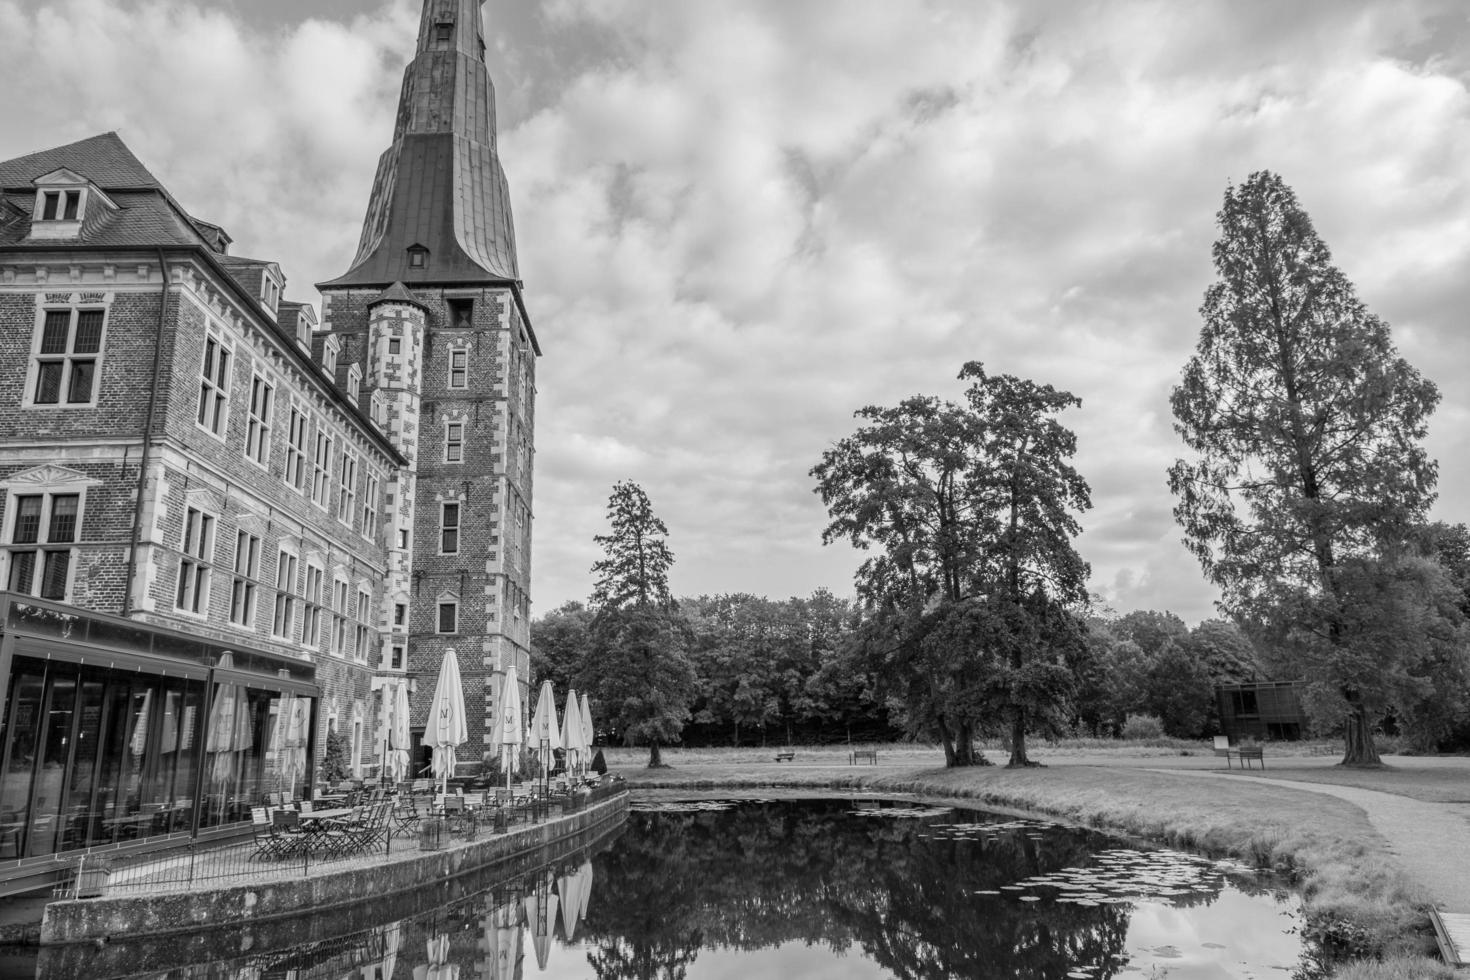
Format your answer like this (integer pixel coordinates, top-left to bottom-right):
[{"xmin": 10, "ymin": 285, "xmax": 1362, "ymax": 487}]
[
  {"xmin": 1121, "ymin": 714, "xmax": 1165, "ymax": 740},
  {"xmin": 320, "ymin": 729, "xmax": 352, "ymax": 784}
]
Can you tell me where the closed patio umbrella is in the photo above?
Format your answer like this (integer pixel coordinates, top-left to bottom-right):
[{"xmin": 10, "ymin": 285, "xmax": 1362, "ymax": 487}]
[
  {"xmin": 427, "ymin": 650, "xmax": 468, "ymax": 796},
  {"xmin": 390, "ymin": 681, "xmax": 412, "ymax": 783},
  {"xmin": 496, "ymin": 666, "xmax": 523, "ymax": 792},
  {"xmin": 560, "ymin": 688, "xmax": 587, "ymax": 779},
  {"xmin": 529, "ymin": 680, "xmax": 561, "ymax": 779},
  {"xmin": 522, "ymin": 873, "xmax": 559, "ymax": 972},
  {"xmin": 557, "ymin": 864, "xmax": 585, "ymax": 942},
  {"xmin": 580, "ymin": 694, "xmax": 595, "ymax": 768}
]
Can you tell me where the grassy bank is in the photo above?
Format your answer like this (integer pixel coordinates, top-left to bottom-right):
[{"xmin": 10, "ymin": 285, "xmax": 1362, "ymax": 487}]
[{"xmin": 605, "ymin": 746, "xmax": 1447, "ymax": 975}]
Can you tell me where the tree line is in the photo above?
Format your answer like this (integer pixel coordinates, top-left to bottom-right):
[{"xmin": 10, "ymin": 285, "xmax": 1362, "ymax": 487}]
[{"xmin": 533, "ymin": 170, "xmax": 1470, "ymax": 768}]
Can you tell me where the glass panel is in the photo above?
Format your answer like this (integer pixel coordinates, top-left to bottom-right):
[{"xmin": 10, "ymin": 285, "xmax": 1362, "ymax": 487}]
[
  {"xmin": 0, "ymin": 664, "xmax": 45, "ymax": 858},
  {"xmin": 33, "ymin": 362, "xmax": 62, "ymax": 404},
  {"xmin": 94, "ymin": 679, "xmax": 139, "ymax": 844},
  {"xmin": 7, "ymin": 552, "xmax": 35, "ymax": 595},
  {"xmin": 7, "ymin": 601, "xmax": 82, "ymax": 640},
  {"xmin": 66, "ymin": 360, "xmax": 94, "ymax": 403},
  {"xmin": 39, "ymin": 312, "xmax": 69, "ymax": 354},
  {"xmin": 39, "ymin": 551, "xmax": 69, "ymax": 600},
  {"xmin": 47, "ymin": 495, "xmax": 78, "ymax": 543},
  {"xmin": 40, "ymin": 193, "xmax": 59, "ymax": 221},
  {"xmin": 29, "ymin": 668, "xmax": 77, "ymax": 856},
  {"xmin": 62, "ymin": 191, "xmax": 80, "ymax": 221},
  {"xmin": 59, "ymin": 673, "xmax": 104, "ymax": 851},
  {"xmin": 72, "ymin": 312, "xmax": 103, "ymax": 354},
  {"xmin": 12, "ymin": 496, "xmax": 41, "ymax": 545}
]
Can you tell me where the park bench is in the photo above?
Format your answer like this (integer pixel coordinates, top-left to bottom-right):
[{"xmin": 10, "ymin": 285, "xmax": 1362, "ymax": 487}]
[
  {"xmin": 850, "ymin": 749, "xmax": 878, "ymax": 766},
  {"xmin": 1213, "ymin": 735, "xmax": 1265, "ymax": 769},
  {"xmin": 774, "ymin": 750, "xmax": 796, "ymax": 763}
]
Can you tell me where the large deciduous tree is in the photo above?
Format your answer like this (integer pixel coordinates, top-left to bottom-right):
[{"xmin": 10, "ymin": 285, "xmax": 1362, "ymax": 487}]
[
  {"xmin": 813, "ymin": 362, "xmax": 1091, "ymax": 767},
  {"xmin": 1170, "ymin": 170, "xmax": 1446, "ymax": 766},
  {"xmin": 587, "ymin": 481, "xmax": 696, "ymax": 768}
]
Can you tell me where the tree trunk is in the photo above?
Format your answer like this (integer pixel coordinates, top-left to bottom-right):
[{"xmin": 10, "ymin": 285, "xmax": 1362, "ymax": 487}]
[
  {"xmin": 1007, "ymin": 705, "xmax": 1039, "ymax": 767},
  {"xmin": 952, "ymin": 718, "xmax": 977, "ymax": 766},
  {"xmin": 648, "ymin": 741, "xmax": 665, "ymax": 768},
  {"xmin": 1341, "ymin": 699, "xmax": 1382, "ymax": 767},
  {"xmin": 937, "ymin": 714, "xmax": 957, "ymax": 767}
]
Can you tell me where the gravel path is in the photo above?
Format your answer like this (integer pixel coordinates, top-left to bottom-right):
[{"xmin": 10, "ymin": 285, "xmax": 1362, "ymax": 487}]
[{"xmin": 1147, "ymin": 768, "xmax": 1470, "ymax": 912}]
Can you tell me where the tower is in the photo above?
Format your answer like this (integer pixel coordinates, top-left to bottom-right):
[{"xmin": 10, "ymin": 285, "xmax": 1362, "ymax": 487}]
[{"xmin": 319, "ymin": 0, "xmax": 539, "ymax": 765}]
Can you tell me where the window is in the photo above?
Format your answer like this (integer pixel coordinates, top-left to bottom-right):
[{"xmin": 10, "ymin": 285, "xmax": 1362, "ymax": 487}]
[
  {"xmin": 229, "ymin": 530, "xmax": 260, "ymax": 627},
  {"xmin": 362, "ymin": 474, "xmax": 379, "ymax": 543},
  {"xmin": 302, "ymin": 563, "xmax": 323, "ymax": 648},
  {"xmin": 272, "ymin": 550, "xmax": 298, "ymax": 639},
  {"xmin": 40, "ymin": 189, "xmax": 81, "ymax": 221},
  {"xmin": 332, "ymin": 579, "xmax": 349, "ymax": 656},
  {"xmin": 393, "ymin": 602, "xmax": 406, "ymax": 628},
  {"xmin": 354, "ymin": 589, "xmax": 372, "ymax": 661},
  {"xmin": 407, "ymin": 248, "xmax": 427, "ymax": 270},
  {"xmin": 390, "ymin": 644, "xmax": 405, "ymax": 671},
  {"xmin": 245, "ymin": 374, "xmax": 273, "ymax": 466},
  {"xmin": 389, "ymin": 338, "xmax": 401, "ymax": 355},
  {"xmin": 445, "ymin": 422, "xmax": 464, "ymax": 463},
  {"xmin": 337, "ymin": 450, "xmax": 357, "ymax": 525},
  {"xmin": 434, "ymin": 22, "xmax": 453, "ymax": 46},
  {"xmin": 448, "ymin": 349, "xmax": 467, "ymax": 389},
  {"xmin": 322, "ymin": 339, "xmax": 338, "ymax": 377},
  {"xmin": 284, "ymin": 406, "xmax": 308, "ymax": 492},
  {"xmin": 32, "ymin": 309, "xmax": 103, "ymax": 406},
  {"xmin": 440, "ymin": 502, "xmax": 460, "ymax": 555},
  {"xmin": 311, "ymin": 428, "xmax": 332, "ymax": 508},
  {"xmin": 447, "ymin": 298, "xmax": 472, "ymax": 328},
  {"xmin": 346, "ymin": 366, "xmax": 361, "ymax": 404},
  {"xmin": 398, "ymin": 528, "xmax": 410, "ymax": 550},
  {"xmin": 196, "ymin": 335, "xmax": 231, "ymax": 436},
  {"xmin": 6, "ymin": 493, "xmax": 78, "ymax": 599},
  {"xmin": 437, "ymin": 600, "xmax": 458, "ymax": 634},
  {"xmin": 175, "ymin": 507, "xmax": 215, "ymax": 614}
]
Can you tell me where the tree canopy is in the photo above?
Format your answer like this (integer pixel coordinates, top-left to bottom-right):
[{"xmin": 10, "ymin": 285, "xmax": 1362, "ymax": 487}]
[{"xmin": 1169, "ymin": 170, "xmax": 1450, "ymax": 764}]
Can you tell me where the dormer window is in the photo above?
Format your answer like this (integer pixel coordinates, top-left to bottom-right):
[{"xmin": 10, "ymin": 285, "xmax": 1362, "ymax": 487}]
[
  {"xmin": 260, "ymin": 270, "xmax": 282, "ymax": 316},
  {"xmin": 41, "ymin": 191, "xmax": 80, "ymax": 221},
  {"xmin": 30, "ymin": 170, "xmax": 108, "ymax": 240},
  {"xmin": 346, "ymin": 365, "xmax": 361, "ymax": 405},
  {"xmin": 408, "ymin": 246, "xmax": 428, "ymax": 269},
  {"xmin": 322, "ymin": 335, "xmax": 340, "ymax": 377}
]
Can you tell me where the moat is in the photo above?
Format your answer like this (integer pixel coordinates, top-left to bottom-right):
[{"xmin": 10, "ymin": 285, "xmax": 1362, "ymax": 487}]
[{"xmin": 2, "ymin": 794, "xmax": 1309, "ymax": 979}]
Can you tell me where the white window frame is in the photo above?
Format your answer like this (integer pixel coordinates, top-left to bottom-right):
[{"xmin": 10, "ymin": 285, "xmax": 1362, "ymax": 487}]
[
  {"xmin": 283, "ymin": 404, "xmax": 308, "ymax": 493},
  {"xmin": 311, "ymin": 426, "xmax": 332, "ymax": 509},
  {"xmin": 301, "ymin": 562, "xmax": 324, "ymax": 650},
  {"xmin": 337, "ymin": 449, "xmax": 357, "ymax": 526},
  {"xmin": 440, "ymin": 501, "xmax": 460, "ymax": 555},
  {"xmin": 25, "ymin": 306, "xmax": 107, "ymax": 409},
  {"xmin": 244, "ymin": 373, "xmax": 274, "ymax": 468},
  {"xmin": 175, "ymin": 505, "xmax": 216, "ymax": 616},
  {"xmin": 362, "ymin": 473, "xmax": 379, "ymax": 544},
  {"xmin": 272, "ymin": 548, "xmax": 298, "ymax": 640},
  {"xmin": 444, "ymin": 421, "xmax": 464, "ymax": 464},
  {"xmin": 4, "ymin": 491, "xmax": 83, "ymax": 601},
  {"xmin": 354, "ymin": 587, "xmax": 372, "ymax": 662},
  {"xmin": 447, "ymin": 348, "xmax": 468, "ymax": 389},
  {"xmin": 229, "ymin": 529, "xmax": 260, "ymax": 628},
  {"xmin": 437, "ymin": 600, "xmax": 458, "ymax": 635},
  {"xmin": 36, "ymin": 187, "xmax": 85, "ymax": 223},
  {"xmin": 196, "ymin": 333, "xmax": 232, "ymax": 438},
  {"xmin": 331, "ymin": 576, "xmax": 350, "ymax": 656}
]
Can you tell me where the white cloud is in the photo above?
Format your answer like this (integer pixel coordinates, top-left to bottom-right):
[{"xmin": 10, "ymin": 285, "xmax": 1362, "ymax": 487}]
[{"xmin": 3, "ymin": 0, "xmax": 1468, "ymax": 626}]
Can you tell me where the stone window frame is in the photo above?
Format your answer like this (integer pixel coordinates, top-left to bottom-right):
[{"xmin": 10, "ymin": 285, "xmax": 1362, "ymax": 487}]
[
  {"xmin": 330, "ymin": 573, "xmax": 350, "ymax": 657},
  {"xmin": 23, "ymin": 299, "xmax": 110, "ymax": 410},
  {"xmin": 310, "ymin": 422, "xmax": 333, "ymax": 510},
  {"xmin": 0, "ymin": 467, "xmax": 97, "ymax": 602},
  {"xmin": 243, "ymin": 370, "xmax": 275, "ymax": 469},
  {"xmin": 362, "ymin": 471, "xmax": 380, "ymax": 545},
  {"xmin": 436, "ymin": 596, "xmax": 459, "ymax": 635},
  {"xmin": 283, "ymin": 401, "xmax": 309, "ymax": 494},
  {"xmin": 195, "ymin": 331, "xmax": 233, "ymax": 440},
  {"xmin": 353, "ymin": 585, "xmax": 373, "ymax": 662},
  {"xmin": 228, "ymin": 527, "xmax": 261, "ymax": 629},
  {"xmin": 444, "ymin": 419, "xmax": 465, "ymax": 464},
  {"xmin": 175, "ymin": 504, "xmax": 218, "ymax": 618},
  {"xmin": 439, "ymin": 500, "xmax": 461, "ymax": 556},
  {"xmin": 272, "ymin": 544, "xmax": 299, "ymax": 641},
  {"xmin": 447, "ymin": 346, "xmax": 469, "ymax": 390},
  {"xmin": 337, "ymin": 448, "xmax": 358, "ymax": 528},
  {"xmin": 301, "ymin": 560, "xmax": 325, "ymax": 651}
]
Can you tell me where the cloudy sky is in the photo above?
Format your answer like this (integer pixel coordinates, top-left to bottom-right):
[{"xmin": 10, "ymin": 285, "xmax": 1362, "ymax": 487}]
[{"xmin": 2, "ymin": 0, "xmax": 1468, "ymax": 625}]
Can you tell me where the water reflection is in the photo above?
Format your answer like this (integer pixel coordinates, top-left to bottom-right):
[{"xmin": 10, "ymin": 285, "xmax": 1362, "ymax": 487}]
[{"xmin": 15, "ymin": 797, "xmax": 1304, "ymax": 980}]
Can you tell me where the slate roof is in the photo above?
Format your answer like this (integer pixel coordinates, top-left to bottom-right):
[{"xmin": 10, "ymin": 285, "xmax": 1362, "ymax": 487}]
[
  {"xmin": 370, "ymin": 281, "xmax": 427, "ymax": 310},
  {"xmin": 0, "ymin": 133, "xmax": 213, "ymax": 251}
]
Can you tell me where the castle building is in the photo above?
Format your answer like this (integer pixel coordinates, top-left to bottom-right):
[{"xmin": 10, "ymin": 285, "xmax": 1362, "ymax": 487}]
[{"xmin": 0, "ymin": 0, "xmax": 535, "ymax": 890}]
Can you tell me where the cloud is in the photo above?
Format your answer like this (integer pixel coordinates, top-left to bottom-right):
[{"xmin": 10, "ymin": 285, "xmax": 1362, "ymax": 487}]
[{"xmin": 3, "ymin": 0, "xmax": 1468, "ymax": 627}]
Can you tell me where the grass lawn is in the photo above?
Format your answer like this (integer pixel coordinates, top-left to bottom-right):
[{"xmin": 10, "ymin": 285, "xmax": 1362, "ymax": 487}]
[{"xmin": 600, "ymin": 741, "xmax": 1462, "ymax": 976}]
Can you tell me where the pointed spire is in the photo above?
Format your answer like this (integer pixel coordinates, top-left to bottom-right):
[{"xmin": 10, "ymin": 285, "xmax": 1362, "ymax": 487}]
[{"xmin": 321, "ymin": 0, "xmax": 518, "ymax": 288}]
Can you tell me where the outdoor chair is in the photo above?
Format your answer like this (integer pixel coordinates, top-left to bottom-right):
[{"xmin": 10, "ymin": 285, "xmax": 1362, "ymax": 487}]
[
  {"xmin": 270, "ymin": 808, "xmax": 310, "ymax": 858},
  {"xmin": 250, "ymin": 807, "xmax": 283, "ymax": 861}
]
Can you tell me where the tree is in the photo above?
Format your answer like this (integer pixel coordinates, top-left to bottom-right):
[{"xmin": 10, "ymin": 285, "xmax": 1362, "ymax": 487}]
[
  {"xmin": 587, "ymin": 481, "xmax": 696, "ymax": 768},
  {"xmin": 529, "ymin": 600, "xmax": 595, "ymax": 694},
  {"xmin": 1170, "ymin": 171, "xmax": 1443, "ymax": 765},
  {"xmin": 812, "ymin": 362, "xmax": 1091, "ymax": 767}
]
